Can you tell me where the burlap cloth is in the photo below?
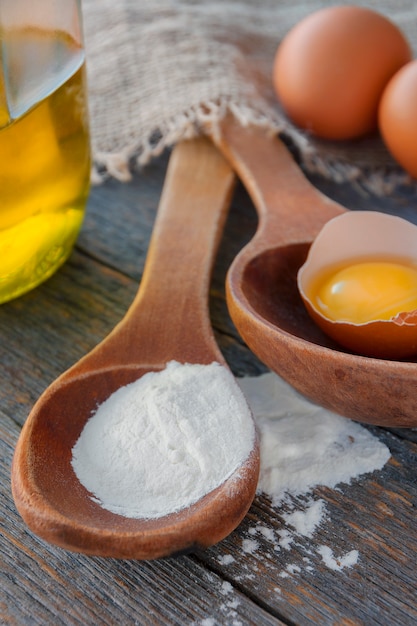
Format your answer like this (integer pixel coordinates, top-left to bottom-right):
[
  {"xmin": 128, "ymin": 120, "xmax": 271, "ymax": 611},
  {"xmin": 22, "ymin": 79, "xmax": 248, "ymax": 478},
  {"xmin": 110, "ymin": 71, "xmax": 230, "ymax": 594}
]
[{"xmin": 82, "ymin": 0, "xmax": 417, "ymax": 193}]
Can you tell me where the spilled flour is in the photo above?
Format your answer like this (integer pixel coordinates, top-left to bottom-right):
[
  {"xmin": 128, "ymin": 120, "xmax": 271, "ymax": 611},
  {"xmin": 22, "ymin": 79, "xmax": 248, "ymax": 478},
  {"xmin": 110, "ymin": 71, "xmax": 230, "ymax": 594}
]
[
  {"xmin": 198, "ymin": 371, "xmax": 391, "ymax": 626},
  {"xmin": 283, "ymin": 499, "xmax": 326, "ymax": 538},
  {"xmin": 231, "ymin": 372, "xmax": 391, "ymax": 577},
  {"xmin": 238, "ymin": 372, "xmax": 391, "ymax": 505}
]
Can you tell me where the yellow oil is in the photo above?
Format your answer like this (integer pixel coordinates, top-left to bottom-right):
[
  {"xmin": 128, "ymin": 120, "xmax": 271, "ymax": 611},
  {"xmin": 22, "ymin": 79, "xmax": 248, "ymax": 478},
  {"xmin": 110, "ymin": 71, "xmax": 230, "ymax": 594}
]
[
  {"xmin": 0, "ymin": 28, "xmax": 90, "ymax": 303},
  {"xmin": 311, "ymin": 258, "xmax": 417, "ymax": 324}
]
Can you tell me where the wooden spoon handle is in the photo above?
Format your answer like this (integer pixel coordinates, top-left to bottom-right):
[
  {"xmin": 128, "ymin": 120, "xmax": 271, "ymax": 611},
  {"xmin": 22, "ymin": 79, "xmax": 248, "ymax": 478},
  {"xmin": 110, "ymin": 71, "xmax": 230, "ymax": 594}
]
[
  {"xmin": 214, "ymin": 114, "xmax": 345, "ymax": 250},
  {"xmin": 65, "ymin": 138, "xmax": 235, "ymax": 377}
]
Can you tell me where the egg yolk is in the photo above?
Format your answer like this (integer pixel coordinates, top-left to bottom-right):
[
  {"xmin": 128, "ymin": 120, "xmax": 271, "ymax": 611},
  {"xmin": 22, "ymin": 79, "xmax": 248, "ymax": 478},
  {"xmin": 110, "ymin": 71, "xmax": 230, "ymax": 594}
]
[{"xmin": 313, "ymin": 260, "xmax": 417, "ymax": 324}]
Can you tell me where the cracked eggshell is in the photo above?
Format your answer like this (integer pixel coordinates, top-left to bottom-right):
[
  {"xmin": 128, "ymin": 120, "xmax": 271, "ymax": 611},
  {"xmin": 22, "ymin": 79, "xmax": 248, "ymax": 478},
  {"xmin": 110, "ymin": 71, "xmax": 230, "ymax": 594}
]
[{"xmin": 297, "ymin": 211, "xmax": 417, "ymax": 359}]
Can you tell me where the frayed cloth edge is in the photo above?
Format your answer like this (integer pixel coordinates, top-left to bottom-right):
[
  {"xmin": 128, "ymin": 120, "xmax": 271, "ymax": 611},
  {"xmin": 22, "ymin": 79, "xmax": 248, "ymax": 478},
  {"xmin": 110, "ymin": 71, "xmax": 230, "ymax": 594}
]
[{"xmin": 91, "ymin": 98, "xmax": 414, "ymax": 197}]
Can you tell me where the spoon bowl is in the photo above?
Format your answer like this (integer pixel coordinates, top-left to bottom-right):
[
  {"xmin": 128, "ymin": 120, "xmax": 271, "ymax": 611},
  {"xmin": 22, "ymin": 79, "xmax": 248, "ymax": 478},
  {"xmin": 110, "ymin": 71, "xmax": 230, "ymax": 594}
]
[
  {"xmin": 212, "ymin": 115, "xmax": 417, "ymax": 428},
  {"xmin": 12, "ymin": 138, "xmax": 260, "ymax": 559}
]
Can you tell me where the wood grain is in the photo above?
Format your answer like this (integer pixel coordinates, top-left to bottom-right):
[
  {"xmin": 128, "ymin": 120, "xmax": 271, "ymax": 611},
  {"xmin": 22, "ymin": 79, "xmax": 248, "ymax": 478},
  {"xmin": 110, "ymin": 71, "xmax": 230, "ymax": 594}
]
[
  {"xmin": 10, "ymin": 138, "xmax": 260, "ymax": 561},
  {"xmin": 1, "ymin": 145, "xmax": 416, "ymax": 624},
  {"xmin": 214, "ymin": 116, "xmax": 417, "ymax": 427}
]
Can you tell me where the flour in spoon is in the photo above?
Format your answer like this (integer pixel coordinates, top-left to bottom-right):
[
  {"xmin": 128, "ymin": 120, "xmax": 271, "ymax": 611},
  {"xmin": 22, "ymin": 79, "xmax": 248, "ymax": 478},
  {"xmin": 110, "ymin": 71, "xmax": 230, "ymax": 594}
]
[{"xmin": 71, "ymin": 361, "xmax": 256, "ymax": 518}]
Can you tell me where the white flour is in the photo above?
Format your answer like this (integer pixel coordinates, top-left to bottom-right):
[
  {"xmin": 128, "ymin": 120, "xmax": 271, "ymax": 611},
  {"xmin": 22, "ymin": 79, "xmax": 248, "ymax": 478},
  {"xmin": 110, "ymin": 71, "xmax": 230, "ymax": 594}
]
[
  {"xmin": 283, "ymin": 499, "xmax": 326, "ymax": 538},
  {"xmin": 238, "ymin": 372, "xmax": 391, "ymax": 505},
  {"xmin": 317, "ymin": 545, "xmax": 359, "ymax": 571},
  {"xmin": 71, "ymin": 361, "xmax": 255, "ymax": 518},
  {"xmin": 72, "ymin": 362, "xmax": 390, "ymax": 531},
  {"xmin": 229, "ymin": 372, "xmax": 391, "ymax": 579}
]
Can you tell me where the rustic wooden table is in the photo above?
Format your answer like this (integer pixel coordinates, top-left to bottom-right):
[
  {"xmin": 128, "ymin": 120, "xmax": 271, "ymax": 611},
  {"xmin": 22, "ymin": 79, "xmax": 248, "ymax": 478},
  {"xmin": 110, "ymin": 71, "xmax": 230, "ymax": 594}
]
[{"xmin": 1, "ymin": 146, "xmax": 416, "ymax": 625}]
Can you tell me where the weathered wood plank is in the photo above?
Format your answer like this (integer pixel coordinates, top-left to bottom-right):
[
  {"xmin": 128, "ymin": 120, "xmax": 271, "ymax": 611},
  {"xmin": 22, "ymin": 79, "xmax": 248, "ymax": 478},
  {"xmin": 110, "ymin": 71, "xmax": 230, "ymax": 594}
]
[
  {"xmin": 78, "ymin": 171, "xmax": 160, "ymax": 282},
  {"xmin": 197, "ymin": 427, "xmax": 417, "ymax": 626},
  {"xmin": 2, "ymin": 405, "xmax": 416, "ymax": 625},
  {"xmin": 0, "ymin": 251, "xmax": 136, "ymax": 429},
  {"xmin": 1, "ymin": 416, "xmax": 283, "ymax": 626},
  {"xmin": 1, "ymin": 148, "xmax": 417, "ymax": 625}
]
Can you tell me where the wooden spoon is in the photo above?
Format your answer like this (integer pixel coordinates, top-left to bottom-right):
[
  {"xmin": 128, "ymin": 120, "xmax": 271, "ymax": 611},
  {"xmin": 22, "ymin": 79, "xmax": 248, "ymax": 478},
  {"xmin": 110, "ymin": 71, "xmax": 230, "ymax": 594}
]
[
  {"xmin": 11, "ymin": 137, "xmax": 260, "ymax": 560},
  {"xmin": 211, "ymin": 114, "xmax": 417, "ymax": 428}
]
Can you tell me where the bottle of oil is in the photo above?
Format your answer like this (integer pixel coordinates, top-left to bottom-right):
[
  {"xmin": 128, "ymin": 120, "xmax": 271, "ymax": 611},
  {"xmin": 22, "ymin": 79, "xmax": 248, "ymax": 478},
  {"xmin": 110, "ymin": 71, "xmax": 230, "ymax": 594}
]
[{"xmin": 0, "ymin": 0, "xmax": 90, "ymax": 303}]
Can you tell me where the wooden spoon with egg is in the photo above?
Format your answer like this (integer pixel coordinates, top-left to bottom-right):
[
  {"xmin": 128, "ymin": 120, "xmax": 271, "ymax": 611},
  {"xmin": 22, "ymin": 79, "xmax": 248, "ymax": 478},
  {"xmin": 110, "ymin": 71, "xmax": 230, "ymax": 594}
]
[
  {"xmin": 11, "ymin": 137, "xmax": 260, "ymax": 559},
  {"xmin": 210, "ymin": 114, "xmax": 417, "ymax": 427}
]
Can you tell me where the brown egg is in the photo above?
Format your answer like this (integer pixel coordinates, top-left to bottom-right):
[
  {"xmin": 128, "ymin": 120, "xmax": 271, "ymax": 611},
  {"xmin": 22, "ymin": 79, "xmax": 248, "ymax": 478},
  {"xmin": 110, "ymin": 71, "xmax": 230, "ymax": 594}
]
[
  {"xmin": 379, "ymin": 60, "xmax": 417, "ymax": 179},
  {"xmin": 273, "ymin": 6, "xmax": 411, "ymax": 140},
  {"xmin": 297, "ymin": 211, "xmax": 417, "ymax": 360}
]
